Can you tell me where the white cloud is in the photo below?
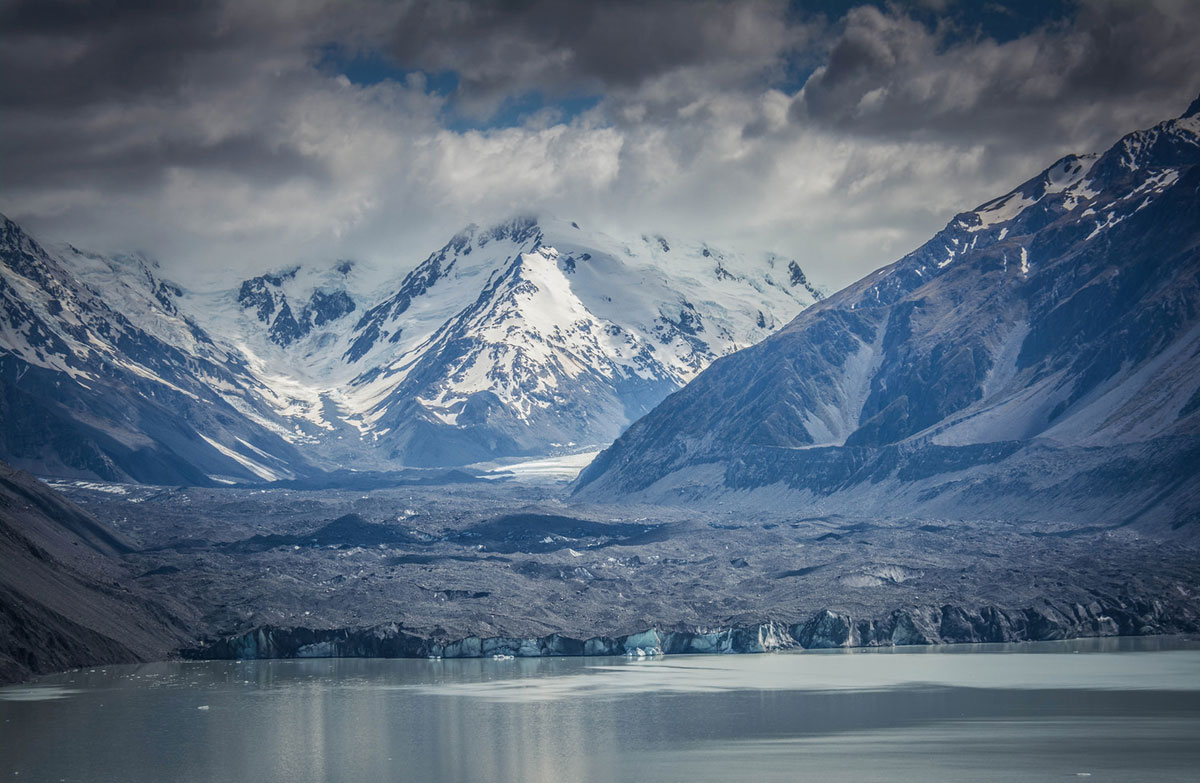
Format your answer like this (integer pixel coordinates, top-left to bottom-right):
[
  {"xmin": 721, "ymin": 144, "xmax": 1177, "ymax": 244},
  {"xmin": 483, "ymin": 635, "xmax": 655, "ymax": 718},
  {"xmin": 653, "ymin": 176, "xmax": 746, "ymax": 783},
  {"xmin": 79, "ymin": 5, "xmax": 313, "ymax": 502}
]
[{"xmin": 1, "ymin": 0, "xmax": 1198, "ymax": 293}]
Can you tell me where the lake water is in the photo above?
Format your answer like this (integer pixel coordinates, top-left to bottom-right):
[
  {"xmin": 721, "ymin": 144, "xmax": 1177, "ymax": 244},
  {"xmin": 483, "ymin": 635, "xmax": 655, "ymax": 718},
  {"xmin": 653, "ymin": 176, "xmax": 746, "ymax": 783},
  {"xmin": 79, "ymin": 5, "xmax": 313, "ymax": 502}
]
[{"xmin": 2, "ymin": 637, "xmax": 1199, "ymax": 782}]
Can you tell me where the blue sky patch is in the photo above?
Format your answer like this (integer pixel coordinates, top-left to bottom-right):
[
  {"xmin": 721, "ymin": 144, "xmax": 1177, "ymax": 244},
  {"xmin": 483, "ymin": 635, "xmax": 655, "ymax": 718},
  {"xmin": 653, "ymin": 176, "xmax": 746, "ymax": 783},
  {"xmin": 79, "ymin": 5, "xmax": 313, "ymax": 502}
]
[{"xmin": 316, "ymin": 43, "xmax": 458, "ymax": 95}]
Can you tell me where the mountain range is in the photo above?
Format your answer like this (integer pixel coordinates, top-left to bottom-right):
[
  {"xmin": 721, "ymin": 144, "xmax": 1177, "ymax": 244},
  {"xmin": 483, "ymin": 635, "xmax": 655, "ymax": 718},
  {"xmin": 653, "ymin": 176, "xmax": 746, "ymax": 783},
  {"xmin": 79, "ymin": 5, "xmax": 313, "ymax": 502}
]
[
  {"xmin": 6, "ymin": 94, "xmax": 1200, "ymax": 535},
  {"xmin": 575, "ymin": 98, "xmax": 1200, "ymax": 534},
  {"xmin": 2, "ymin": 96, "xmax": 1200, "ymax": 685},
  {"xmin": 0, "ymin": 215, "xmax": 819, "ymax": 481}
]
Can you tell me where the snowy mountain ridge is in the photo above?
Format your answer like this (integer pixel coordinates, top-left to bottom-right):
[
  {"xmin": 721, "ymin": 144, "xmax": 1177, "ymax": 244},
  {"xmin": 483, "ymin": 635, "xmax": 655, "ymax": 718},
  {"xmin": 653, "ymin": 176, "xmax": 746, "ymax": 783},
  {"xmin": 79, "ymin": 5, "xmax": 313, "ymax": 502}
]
[
  {"xmin": 0, "ymin": 212, "xmax": 821, "ymax": 478},
  {"xmin": 186, "ymin": 215, "xmax": 821, "ymax": 466},
  {"xmin": 0, "ymin": 214, "xmax": 313, "ymax": 484},
  {"xmin": 323, "ymin": 216, "xmax": 819, "ymax": 463}
]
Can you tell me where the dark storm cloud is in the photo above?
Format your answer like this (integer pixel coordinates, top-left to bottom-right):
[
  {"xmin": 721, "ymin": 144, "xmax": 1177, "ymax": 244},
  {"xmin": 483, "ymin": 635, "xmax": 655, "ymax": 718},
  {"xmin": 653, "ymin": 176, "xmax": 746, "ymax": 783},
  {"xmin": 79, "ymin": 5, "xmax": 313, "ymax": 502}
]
[
  {"xmin": 1, "ymin": 0, "xmax": 1198, "ymax": 290},
  {"xmin": 0, "ymin": 0, "xmax": 328, "ymax": 190},
  {"xmin": 2, "ymin": 124, "xmax": 325, "ymax": 195},
  {"xmin": 0, "ymin": 1, "xmax": 236, "ymax": 109},
  {"xmin": 0, "ymin": 0, "xmax": 345, "ymax": 200},
  {"xmin": 383, "ymin": 0, "xmax": 806, "ymax": 115},
  {"xmin": 793, "ymin": 1, "xmax": 1200, "ymax": 146}
]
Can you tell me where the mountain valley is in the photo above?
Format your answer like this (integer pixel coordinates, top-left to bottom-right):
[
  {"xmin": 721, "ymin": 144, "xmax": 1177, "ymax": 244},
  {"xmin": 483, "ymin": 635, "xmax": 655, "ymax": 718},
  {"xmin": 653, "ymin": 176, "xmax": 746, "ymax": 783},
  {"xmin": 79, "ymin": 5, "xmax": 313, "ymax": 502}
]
[{"xmin": 2, "ymin": 99, "xmax": 1200, "ymax": 683}]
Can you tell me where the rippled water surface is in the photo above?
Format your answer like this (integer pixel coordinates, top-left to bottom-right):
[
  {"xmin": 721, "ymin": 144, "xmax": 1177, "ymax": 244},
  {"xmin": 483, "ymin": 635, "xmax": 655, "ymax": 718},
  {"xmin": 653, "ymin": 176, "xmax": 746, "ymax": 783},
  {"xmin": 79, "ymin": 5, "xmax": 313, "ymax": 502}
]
[{"xmin": 2, "ymin": 637, "xmax": 1199, "ymax": 782}]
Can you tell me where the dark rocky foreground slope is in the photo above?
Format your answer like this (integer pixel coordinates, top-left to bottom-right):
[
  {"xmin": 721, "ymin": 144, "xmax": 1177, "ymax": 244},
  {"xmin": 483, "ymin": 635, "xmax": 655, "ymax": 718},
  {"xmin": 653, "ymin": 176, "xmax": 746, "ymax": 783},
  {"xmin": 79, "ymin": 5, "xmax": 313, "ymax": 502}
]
[
  {"xmin": 574, "ymin": 99, "xmax": 1200, "ymax": 535},
  {"xmin": 0, "ymin": 464, "xmax": 196, "ymax": 683}
]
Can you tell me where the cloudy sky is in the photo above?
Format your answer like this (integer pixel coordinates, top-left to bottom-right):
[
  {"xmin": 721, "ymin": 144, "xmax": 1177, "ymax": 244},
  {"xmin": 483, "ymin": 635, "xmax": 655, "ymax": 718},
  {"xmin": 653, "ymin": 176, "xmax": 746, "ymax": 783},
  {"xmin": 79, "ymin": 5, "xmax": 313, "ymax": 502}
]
[{"xmin": 2, "ymin": 0, "xmax": 1199, "ymax": 290}]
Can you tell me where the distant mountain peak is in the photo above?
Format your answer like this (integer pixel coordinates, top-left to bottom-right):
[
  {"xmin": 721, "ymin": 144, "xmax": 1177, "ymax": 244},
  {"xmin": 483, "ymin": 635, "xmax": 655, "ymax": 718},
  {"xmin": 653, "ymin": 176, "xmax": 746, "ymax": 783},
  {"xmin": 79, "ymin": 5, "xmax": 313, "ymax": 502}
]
[
  {"xmin": 233, "ymin": 261, "xmax": 360, "ymax": 348},
  {"xmin": 0, "ymin": 219, "xmax": 313, "ymax": 485},
  {"xmin": 1182, "ymin": 92, "xmax": 1200, "ymax": 119},
  {"xmin": 331, "ymin": 216, "xmax": 820, "ymax": 464}
]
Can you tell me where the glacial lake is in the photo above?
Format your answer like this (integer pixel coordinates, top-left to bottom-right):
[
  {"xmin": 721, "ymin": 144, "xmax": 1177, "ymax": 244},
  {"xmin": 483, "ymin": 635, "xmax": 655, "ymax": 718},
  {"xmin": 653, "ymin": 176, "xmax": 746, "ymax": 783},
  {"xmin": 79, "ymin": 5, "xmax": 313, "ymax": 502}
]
[{"xmin": 2, "ymin": 637, "xmax": 1199, "ymax": 783}]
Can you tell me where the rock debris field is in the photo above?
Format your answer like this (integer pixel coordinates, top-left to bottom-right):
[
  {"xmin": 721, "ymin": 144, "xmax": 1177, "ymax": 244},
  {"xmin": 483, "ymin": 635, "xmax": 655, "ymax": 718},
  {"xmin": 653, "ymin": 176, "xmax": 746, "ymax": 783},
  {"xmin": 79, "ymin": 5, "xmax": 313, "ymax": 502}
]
[{"xmin": 50, "ymin": 477, "xmax": 1200, "ymax": 659}]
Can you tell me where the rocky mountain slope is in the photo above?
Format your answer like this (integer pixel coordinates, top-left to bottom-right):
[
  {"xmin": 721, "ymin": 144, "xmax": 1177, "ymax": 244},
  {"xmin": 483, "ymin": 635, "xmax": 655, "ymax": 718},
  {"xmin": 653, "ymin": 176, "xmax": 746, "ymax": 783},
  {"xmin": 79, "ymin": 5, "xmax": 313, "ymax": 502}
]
[
  {"xmin": 0, "ymin": 218, "xmax": 317, "ymax": 484},
  {"xmin": 0, "ymin": 463, "xmax": 195, "ymax": 683},
  {"xmin": 575, "ymin": 98, "xmax": 1200, "ymax": 534},
  {"xmin": 1, "ymin": 214, "xmax": 819, "ymax": 478}
]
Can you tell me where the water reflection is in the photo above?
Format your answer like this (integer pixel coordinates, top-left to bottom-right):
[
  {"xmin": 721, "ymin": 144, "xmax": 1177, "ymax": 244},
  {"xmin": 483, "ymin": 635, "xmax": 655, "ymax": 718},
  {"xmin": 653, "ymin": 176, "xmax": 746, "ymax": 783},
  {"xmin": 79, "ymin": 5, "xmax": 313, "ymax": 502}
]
[
  {"xmin": 1, "ymin": 637, "xmax": 1198, "ymax": 783},
  {"xmin": 0, "ymin": 685, "xmax": 80, "ymax": 702}
]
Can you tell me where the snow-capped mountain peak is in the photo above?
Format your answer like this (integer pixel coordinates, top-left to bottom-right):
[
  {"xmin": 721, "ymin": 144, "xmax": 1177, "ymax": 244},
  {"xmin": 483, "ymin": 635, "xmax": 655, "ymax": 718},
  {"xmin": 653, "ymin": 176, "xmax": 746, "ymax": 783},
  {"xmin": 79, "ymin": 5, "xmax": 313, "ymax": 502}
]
[
  {"xmin": 2, "ymin": 210, "xmax": 822, "ymax": 477},
  {"xmin": 335, "ymin": 215, "xmax": 820, "ymax": 465},
  {"xmin": 235, "ymin": 263, "xmax": 357, "ymax": 348}
]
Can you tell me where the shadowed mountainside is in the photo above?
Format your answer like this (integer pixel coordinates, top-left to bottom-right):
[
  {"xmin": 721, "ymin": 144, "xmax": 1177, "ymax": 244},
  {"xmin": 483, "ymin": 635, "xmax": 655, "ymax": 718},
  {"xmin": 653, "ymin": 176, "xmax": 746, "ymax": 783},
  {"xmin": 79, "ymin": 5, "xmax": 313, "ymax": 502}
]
[
  {"xmin": 575, "ymin": 98, "xmax": 1200, "ymax": 536},
  {"xmin": 0, "ymin": 464, "xmax": 195, "ymax": 683}
]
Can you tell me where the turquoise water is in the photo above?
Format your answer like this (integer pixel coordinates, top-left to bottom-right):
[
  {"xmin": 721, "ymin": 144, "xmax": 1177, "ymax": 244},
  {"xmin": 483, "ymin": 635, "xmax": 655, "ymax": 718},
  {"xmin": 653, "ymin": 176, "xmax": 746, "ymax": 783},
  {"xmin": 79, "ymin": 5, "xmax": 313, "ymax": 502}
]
[{"xmin": 2, "ymin": 637, "xmax": 1199, "ymax": 782}]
